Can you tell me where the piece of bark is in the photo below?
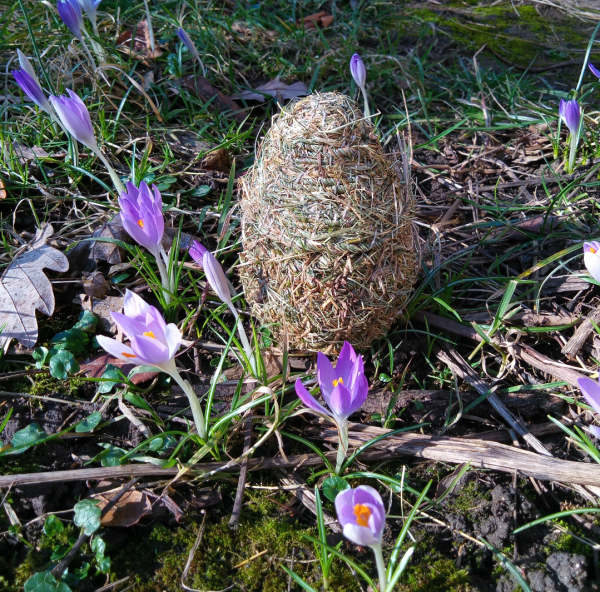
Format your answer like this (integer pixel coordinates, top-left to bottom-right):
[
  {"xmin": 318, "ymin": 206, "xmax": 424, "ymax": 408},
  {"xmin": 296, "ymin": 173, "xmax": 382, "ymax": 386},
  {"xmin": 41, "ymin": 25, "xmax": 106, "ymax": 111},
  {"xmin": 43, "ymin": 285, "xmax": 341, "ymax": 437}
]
[
  {"xmin": 561, "ymin": 309, "xmax": 600, "ymax": 358},
  {"xmin": 5, "ymin": 435, "xmax": 600, "ymax": 488},
  {"xmin": 413, "ymin": 310, "xmax": 482, "ymax": 341},
  {"xmin": 277, "ymin": 469, "xmax": 341, "ymax": 533}
]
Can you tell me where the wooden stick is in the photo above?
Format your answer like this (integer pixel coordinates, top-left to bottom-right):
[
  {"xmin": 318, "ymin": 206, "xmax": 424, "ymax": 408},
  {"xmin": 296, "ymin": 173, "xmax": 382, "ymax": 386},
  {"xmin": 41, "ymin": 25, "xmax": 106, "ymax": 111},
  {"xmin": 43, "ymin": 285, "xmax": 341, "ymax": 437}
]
[
  {"xmin": 437, "ymin": 347, "xmax": 553, "ymax": 457},
  {"xmin": 561, "ymin": 309, "xmax": 600, "ymax": 358}
]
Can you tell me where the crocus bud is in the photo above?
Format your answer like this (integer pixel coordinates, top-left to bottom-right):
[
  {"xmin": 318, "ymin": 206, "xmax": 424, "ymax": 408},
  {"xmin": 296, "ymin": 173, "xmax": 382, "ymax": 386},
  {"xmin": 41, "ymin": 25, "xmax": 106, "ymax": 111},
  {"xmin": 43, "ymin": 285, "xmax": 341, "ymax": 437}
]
[
  {"xmin": 57, "ymin": 0, "xmax": 84, "ymax": 40},
  {"xmin": 350, "ymin": 54, "xmax": 366, "ymax": 90},
  {"xmin": 17, "ymin": 50, "xmax": 39, "ymax": 83},
  {"xmin": 335, "ymin": 486, "xmax": 386, "ymax": 548},
  {"xmin": 77, "ymin": 0, "xmax": 102, "ymax": 27},
  {"xmin": 584, "ymin": 241, "xmax": 600, "ymax": 283},
  {"xmin": 50, "ymin": 89, "xmax": 98, "ymax": 151},
  {"xmin": 118, "ymin": 182, "xmax": 164, "ymax": 258},
  {"xmin": 577, "ymin": 377, "xmax": 600, "ymax": 438},
  {"xmin": 589, "ymin": 63, "xmax": 600, "ymax": 79},
  {"xmin": 559, "ymin": 99, "xmax": 581, "ymax": 136},
  {"xmin": 176, "ymin": 27, "xmax": 200, "ymax": 60},
  {"xmin": 13, "ymin": 69, "xmax": 52, "ymax": 114},
  {"xmin": 189, "ymin": 241, "xmax": 233, "ymax": 308}
]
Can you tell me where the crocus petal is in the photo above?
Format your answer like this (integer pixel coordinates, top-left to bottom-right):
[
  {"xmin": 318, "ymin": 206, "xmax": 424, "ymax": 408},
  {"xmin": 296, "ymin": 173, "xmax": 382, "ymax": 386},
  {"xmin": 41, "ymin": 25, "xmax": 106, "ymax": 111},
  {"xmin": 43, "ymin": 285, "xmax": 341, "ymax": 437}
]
[
  {"xmin": 50, "ymin": 91, "xmax": 97, "ymax": 150},
  {"xmin": 118, "ymin": 183, "xmax": 164, "ymax": 255},
  {"xmin": 335, "ymin": 342, "xmax": 356, "ymax": 385},
  {"xmin": 334, "ymin": 488, "xmax": 356, "ymax": 527},
  {"xmin": 13, "ymin": 70, "xmax": 50, "ymax": 112},
  {"xmin": 203, "ymin": 250, "xmax": 234, "ymax": 307},
  {"xmin": 189, "ymin": 240, "xmax": 208, "ymax": 265},
  {"xmin": 57, "ymin": 0, "xmax": 83, "ymax": 39},
  {"xmin": 578, "ymin": 377, "xmax": 600, "ymax": 416},
  {"xmin": 295, "ymin": 379, "xmax": 331, "ymax": 417},
  {"xmin": 589, "ymin": 63, "xmax": 600, "ymax": 79},
  {"xmin": 343, "ymin": 523, "xmax": 379, "ymax": 547},
  {"xmin": 96, "ymin": 335, "xmax": 138, "ymax": 363},
  {"xmin": 348, "ymin": 372, "xmax": 369, "ymax": 415},
  {"xmin": 328, "ymin": 384, "xmax": 353, "ymax": 420},
  {"xmin": 110, "ymin": 312, "xmax": 146, "ymax": 341},
  {"xmin": 130, "ymin": 334, "xmax": 170, "ymax": 367},
  {"xmin": 559, "ymin": 99, "xmax": 581, "ymax": 135},
  {"xmin": 590, "ymin": 425, "xmax": 600, "ymax": 438},
  {"xmin": 177, "ymin": 27, "xmax": 199, "ymax": 59},
  {"xmin": 584, "ymin": 242, "xmax": 600, "ymax": 283},
  {"xmin": 144, "ymin": 307, "xmax": 168, "ymax": 344},
  {"xmin": 123, "ymin": 289, "xmax": 151, "ymax": 321},
  {"xmin": 350, "ymin": 54, "xmax": 366, "ymax": 89},
  {"xmin": 165, "ymin": 324, "xmax": 182, "ymax": 359},
  {"xmin": 317, "ymin": 351, "xmax": 337, "ymax": 403},
  {"xmin": 17, "ymin": 50, "xmax": 39, "ymax": 84}
]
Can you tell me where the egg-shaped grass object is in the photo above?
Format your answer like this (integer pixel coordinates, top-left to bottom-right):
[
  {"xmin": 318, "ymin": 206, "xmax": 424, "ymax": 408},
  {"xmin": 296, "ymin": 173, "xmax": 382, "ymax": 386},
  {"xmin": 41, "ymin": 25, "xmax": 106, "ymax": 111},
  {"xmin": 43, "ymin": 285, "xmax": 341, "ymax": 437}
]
[{"xmin": 240, "ymin": 92, "xmax": 418, "ymax": 352}]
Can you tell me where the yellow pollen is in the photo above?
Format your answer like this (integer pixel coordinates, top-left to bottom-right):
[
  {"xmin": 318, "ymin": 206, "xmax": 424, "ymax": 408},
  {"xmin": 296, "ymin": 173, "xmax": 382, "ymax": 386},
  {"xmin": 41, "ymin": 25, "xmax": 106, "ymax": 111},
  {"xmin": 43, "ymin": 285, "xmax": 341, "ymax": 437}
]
[
  {"xmin": 137, "ymin": 219, "xmax": 144, "ymax": 228},
  {"xmin": 353, "ymin": 504, "xmax": 372, "ymax": 527},
  {"xmin": 143, "ymin": 331, "xmax": 156, "ymax": 339},
  {"xmin": 332, "ymin": 377, "xmax": 344, "ymax": 387},
  {"xmin": 591, "ymin": 247, "xmax": 597, "ymax": 254},
  {"xmin": 122, "ymin": 352, "xmax": 136, "ymax": 358}
]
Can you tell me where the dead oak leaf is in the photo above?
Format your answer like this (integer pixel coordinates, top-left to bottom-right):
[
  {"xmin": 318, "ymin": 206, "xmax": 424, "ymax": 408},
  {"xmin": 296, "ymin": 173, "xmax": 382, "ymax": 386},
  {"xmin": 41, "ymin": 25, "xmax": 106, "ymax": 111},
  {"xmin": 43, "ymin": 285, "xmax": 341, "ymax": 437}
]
[
  {"xmin": 116, "ymin": 20, "xmax": 163, "ymax": 61},
  {"xmin": 233, "ymin": 78, "xmax": 310, "ymax": 102},
  {"xmin": 298, "ymin": 11, "xmax": 334, "ymax": 30},
  {"xmin": 96, "ymin": 490, "xmax": 152, "ymax": 527},
  {"xmin": 0, "ymin": 224, "xmax": 68, "ymax": 353}
]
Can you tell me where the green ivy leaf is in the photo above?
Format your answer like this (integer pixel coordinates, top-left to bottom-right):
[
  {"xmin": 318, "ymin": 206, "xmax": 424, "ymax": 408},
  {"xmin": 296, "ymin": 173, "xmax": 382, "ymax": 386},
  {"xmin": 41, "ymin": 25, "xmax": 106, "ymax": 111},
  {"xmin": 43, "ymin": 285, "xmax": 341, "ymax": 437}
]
[
  {"xmin": 97, "ymin": 364, "xmax": 123, "ymax": 394},
  {"xmin": 11, "ymin": 423, "xmax": 47, "ymax": 452},
  {"xmin": 75, "ymin": 412, "xmax": 102, "ymax": 433},
  {"xmin": 73, "ymin": 311, "xmax": 98, "ymax": 333},
  {"xmin": 51, "ymin": 328, "xmax": 89, "ymax": 355},
  {"xmin": 73, "ymin": 500, "xmax": 101, "ymax": 536},
  {"xmin": 24, "ymin": 572, "xmax": 72, "ymax": 592},
  {"xmin": 91, "ymin": 536, "xmax": 106, "ymax": 560},
  {"xmin": 322, "ymin": 476, "xmax": 350, "ymax": 503},
  {"xmin": 43, "ymin": 515, "xmax": 64, "ymax": 537},
  {"xmin": 32, "ymin": 347, "xmax": 50, "ymax": 369},
  {"xmin": 49, "ymin": 351, "xmax": 80, "ymax": 380},
  {"xmin": 97, "ymin": 557, "xmax": 111, "ymax": 574}
]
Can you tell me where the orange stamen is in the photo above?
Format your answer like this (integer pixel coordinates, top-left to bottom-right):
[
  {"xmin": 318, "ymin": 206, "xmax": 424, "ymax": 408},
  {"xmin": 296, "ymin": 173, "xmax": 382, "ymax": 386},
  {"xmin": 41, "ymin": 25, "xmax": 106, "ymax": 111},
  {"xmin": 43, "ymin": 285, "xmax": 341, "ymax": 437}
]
[
  {"xmin": 143, "ymin": 331, "xmax": 156, "ymax": 339},
  {"xmin": 137, "ymin": 219, "xmax": 144, "ymax": 228},
  {"xmin": 332, "ymin": 377, "xmax": 344, "ymax": 387},
  {"xmin": 591, "ymin": 247, "xmax": 597, "ymax": 254},
  {"xmin": 353, "ymin": 504, "xmax": 372, "ymax": 527},
  {"xmin": 122, "ymin": 352, "xmax": 136, "ymax": 358}
]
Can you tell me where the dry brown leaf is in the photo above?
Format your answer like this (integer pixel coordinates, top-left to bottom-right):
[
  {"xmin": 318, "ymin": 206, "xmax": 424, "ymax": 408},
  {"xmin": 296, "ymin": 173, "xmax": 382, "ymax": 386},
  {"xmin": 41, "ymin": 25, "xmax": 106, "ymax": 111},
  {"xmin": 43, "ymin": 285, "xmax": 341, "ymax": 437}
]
[
  {"xmin": 83, "ymin": 271, "xmax": 109, "ymax": 299},
  {"xmin": 13, "ymin": 143, "xmax": 48, "ymax": 164},
  {"xmin": 97, "ymin": 490, "xmax": 152, "ymax": 527},
  {"xmin": 298, "ymin": 11, "xmax": 334, "ymax": 30},
  {"xmin": 201, "ymin": 148, "xmax": 230, "ymax": 171},
  {"xmin": 179, "ymin": 76, "xmax": 247, "ymax": 123},
  {"xmin": 234, "ymin": 78, "xmax": 310, "ymax": 102},
  {"xmin": 0, "ymin": 224, "xmax": 69, "ymax": 352},
  {"xmin": 80, "ymin": 352, "xmax": 158, "ymax": 385},
  {"xmin": 77, "ymin": 294, "xmax": 124, "ymax": 333},
  {"xmin": 116, "ymin": 20, "xmax": 163, "ymax": 61}
]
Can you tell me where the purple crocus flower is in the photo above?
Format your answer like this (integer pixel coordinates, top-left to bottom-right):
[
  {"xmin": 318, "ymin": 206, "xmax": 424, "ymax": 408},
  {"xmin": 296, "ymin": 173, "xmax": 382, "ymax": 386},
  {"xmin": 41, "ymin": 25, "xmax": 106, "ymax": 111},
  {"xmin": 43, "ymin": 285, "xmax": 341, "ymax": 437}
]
[
  {"xmin": 119, "ymin": 182, "xmax": 164, "ymax": 259},
  {"xmin": 177, "ymin": 27, "xmax": 199, "ymax": 59},
  {"xmin": 584, "ymin": 241, "xmax": 600, "ymax": 283},
  {"xmin": 17, "ymin": 50, "xmax": 39, "ymax": 82},
  {"xmin": 57, "ymin": 0, "xmax": 84, "ymax": 40},
  {"xmin": 350, "ymin": 54, "xmax": 366, "ymax": 89},
  {"xmin": 589, "ymin": 63, "xmax": 600, "ymax": 79},
  {"xmin": 295, "ymin": 341, "xmax": 368, "ymax": 424},
  {"xmin": 189, "ymin": 241, "xmax": 255, "ymax": 372},
  {"xmin": 577, "ymin": 377, "xmax": 600, "ymax": 438},
  {"xmin": 559, "ymin": 99, "xmax": 581, "ymax": 136},
  {"xmin": 335, "ymin": 485, "xmax": 388, "ymax": 588},
  {"xmin": 96, "ymin": 290, "xmax": 180, "ymax": 370},
  {"xmin": 50, "ymin": 89, "xmax": 97, "ymax": 151},
  {"xmin": 335, "ymin": 485, "xmax": 385, "ymax": 547},
  {"xmin": 97, "ymin": 290, "xmax": 207, "ymax": 439},
  {"xmin": 13, "ymin": 69, "xmax": 52, "ymax": 113},
  {"xmin": 189, "ymin": 241, "xmax": 232, "ymax": 309}
]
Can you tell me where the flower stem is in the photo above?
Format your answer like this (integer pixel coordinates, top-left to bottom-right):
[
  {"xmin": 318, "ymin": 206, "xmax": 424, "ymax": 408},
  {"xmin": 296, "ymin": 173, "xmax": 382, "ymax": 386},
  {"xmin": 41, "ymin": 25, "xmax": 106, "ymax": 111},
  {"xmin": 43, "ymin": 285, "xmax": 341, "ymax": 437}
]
[
  {"xmin": 568, "ymin": 132, "xmax": 578, "ymax": 174},
  {"xmin": 79, "ymin": 36, "xmax": 98, "ymax": 73},
  {"xmin": 372, "ymin": 543, "xmax": 388, "ymax": 592},
  {"xmin": 360, "ymin": 86, "xmax": 370, "ymax": 120},
  {"xmin": 227, "ymin": 306, "xmax": 257, "ymax": 376},
  {"xmin": 170, "ymin": 367, "xmax": 207, "ymax": 440},
  {"xmin": 93, "ymin": 149, "xmax": 126, "ymax": 194},
  {"xmin": 334, "ymin": 422, "xmax": 349, "ymax": 475},
  {"xmin": 155, "ymin": 253, "xmax": 172, "ymax": 305}
]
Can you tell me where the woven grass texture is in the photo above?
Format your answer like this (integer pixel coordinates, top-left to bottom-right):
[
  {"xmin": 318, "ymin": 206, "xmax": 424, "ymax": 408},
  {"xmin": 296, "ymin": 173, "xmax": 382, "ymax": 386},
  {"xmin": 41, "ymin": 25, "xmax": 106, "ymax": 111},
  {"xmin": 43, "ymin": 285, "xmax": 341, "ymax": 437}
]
[{"xmin": 240, "ymin": 92, "xmax": 418, "ymax": 352}]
